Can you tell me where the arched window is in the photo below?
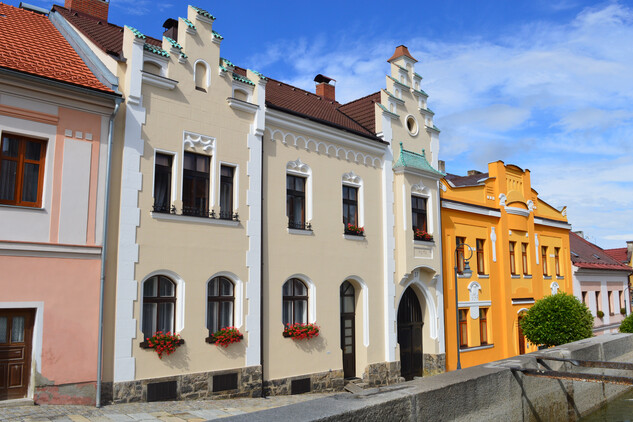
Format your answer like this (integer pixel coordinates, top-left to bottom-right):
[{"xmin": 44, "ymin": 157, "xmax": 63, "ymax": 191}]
[
  {"xmin": 142, "ymin": 275, "xmax": 176, "ymax": 337},
  {"xmin": 207, "ymin": 277, "xmax": 234, "ymax": 334},
  {"xmin": 195, "ymin": 60, "xmax": 209, "ymax": 92},
  {"xmin": 282, "ymin": 278, "xmax": 308, "ymax": 325},
  {"xmin": 143, "ymin": 61, "xmax": 162, "ymax": 75}
]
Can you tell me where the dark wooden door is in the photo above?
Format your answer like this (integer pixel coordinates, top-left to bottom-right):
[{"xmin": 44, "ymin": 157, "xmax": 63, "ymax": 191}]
[
  {"xmin": 398, "ymin": 287, "xmax": 424, "ymax": 380},
  {"xmin": 518, "ymin": 315, "xmax": 526, "ymax": 355},
  {"xmin": 0, "ymin": 309, "xmax": 34, "ymax": 400},
  {"xmin": 340, "ymin": 281, "xmax": 356, "ymax": 379}
]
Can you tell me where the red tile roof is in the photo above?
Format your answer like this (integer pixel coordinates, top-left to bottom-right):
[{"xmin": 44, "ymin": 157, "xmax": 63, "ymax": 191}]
[
  {"xmin": 0, "ymin": 3, "xmax": 114, "ymax": 93},
  {"xmin": 445, "ymin": 172, "xmax": 490, "ymax": 187},
  {"xmin": 52, "ymin": 4, "xmax": 161, "ymax": 59},
  {"xmin": 338, "ymin": 92, "xmax": 380, "ymax": 135},
  {"xmin": 388, "ymin": 45, "xmax": 417, "ymax": 63},
  {"xmin": 604, "ymin": 247, "xmax": 629, "ymax": 264},
  {"xmin": 570, "ymin": 232, "xmax": 633, "ymax": 272},
  {"xmin": 265, "ymin": 78, "xmax": 384, "ymax": 142}
]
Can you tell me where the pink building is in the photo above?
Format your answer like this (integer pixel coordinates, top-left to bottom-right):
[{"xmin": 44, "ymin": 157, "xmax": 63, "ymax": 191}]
[{"xmin": 0, "ymin": 3, "xmax": 119, "ymax": 404}]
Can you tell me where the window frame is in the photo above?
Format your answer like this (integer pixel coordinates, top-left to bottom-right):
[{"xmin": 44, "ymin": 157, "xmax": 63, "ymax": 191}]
[
  {"xmin": 476, "ymin": 239, "xmax": 485, "ymax": 275},
  {"xmin": 142, "ymin": 275, "xmax": 177, "ymax": 338},
  {"xmin": 509, "ymin": 242, "xmax": 517, "ymax": 275},
  {"xmin": 219, "ymin": 164, "xmax": 235, "ymax": 220},
  {"xmin": 153, "ymin": 151, "xmax": 174, "ymax": 213},
  {"xmin": 479, "ymin": 308, "xmax": 488, "ymax": 346},
  {"xmin": 541, "ymin": 246, "xmax": 549, "ymax": 276},
  {"xmin": 0, "ymin": 133, "xmax": 47, "ymax": 208},
  {"xmin": 521, "ymin": 243, "xmax": 529, "ymax": 275},
  {"xmin": 182, "ymin": 151, "xmax": 211, "ymax": 217},
  {"xmin": 458, "ymin": 309, "xmax": 468, "ymax": 348},
  {"xmin": 207, "ymin": 276, "xmax": 235, "ymax": 334},
  {"xmin": 411, "ymin": 195, "xmax": 428, "ymax": 234},
  {"xmin": 554, "ymin": 247, "xmax": 561, "ymax": 276},
  {"xmin": 286, "ymin": 174, "xmax": 307, "ymax": 229},
  {"xmin": 342, "ymin": 185, "xmax": 359, "ymax": 228},
  {"xmin": 282, "ymin": 278, "xmax": 309, "ymax": 325},
  {"xmin": 456, "ymin": 237, "xmax": 466, "ymax": 275}
]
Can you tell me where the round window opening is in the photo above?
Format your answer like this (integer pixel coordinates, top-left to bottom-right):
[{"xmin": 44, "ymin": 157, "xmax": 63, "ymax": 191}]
[{"xmin": 406, "ymin": 116, "xmax": 419, "ymax": 135}]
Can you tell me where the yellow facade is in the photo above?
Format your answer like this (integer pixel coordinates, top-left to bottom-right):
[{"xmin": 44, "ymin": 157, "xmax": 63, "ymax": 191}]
[{"xmin": 440, "ymin": 161, "xmax": 572, "ymax": 370}]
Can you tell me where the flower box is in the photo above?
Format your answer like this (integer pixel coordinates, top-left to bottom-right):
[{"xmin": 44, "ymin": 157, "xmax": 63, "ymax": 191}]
[
  {"xmin": 283, "ymin": 323, "xmax": 320, "ymax": 340},
  {"xmin": 414, "ymin": 229, "xmax": 433, "ymax": 242},
  {"xmin": 344, "ymin": 224, "xmax": 365, "ymax": 236},
  {"xmin": 140, "ymin": 332, "xmax": 184, "ymax": 359},
  {"xmin": 206, "ymin": 327, "xmax": 244, "ymax": 347}
]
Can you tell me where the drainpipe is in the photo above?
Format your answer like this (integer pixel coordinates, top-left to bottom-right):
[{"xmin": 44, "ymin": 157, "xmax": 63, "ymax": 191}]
[
  {"xmin": 96, "ymin": 98, "xmax": 122, "ymax": 408},
  {"xmin": 260, "ymin": 131, "xmax": 266, "ymax": 398}
]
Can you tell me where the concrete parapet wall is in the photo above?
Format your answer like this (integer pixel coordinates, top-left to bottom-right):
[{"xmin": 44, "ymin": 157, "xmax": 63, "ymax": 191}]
[{"xmin": 225, "ymin": 334, "xmax": 633, "ymax": 421}]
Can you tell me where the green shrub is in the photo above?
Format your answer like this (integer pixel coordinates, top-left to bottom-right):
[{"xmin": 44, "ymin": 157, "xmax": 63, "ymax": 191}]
[
  {"xmin": 597, "ymin": 310, "xmax": 604, "ymax": 319},
  {"xmin": 519, "ymin": 293, "xmax": 594, "ymax": 348},
  {"xmin": 620, "ymin": 313, "xmax": 633, "ymax": 333},
  {"xmin": 621, "ymin": 308, "xmax": 627, "ymax": 316}
]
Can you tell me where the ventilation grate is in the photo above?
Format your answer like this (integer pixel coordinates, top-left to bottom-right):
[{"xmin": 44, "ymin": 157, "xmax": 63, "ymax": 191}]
[
  {"xmin": 146, "ymin": 381, "xmax": 177, "ymax": 402},
  {"xmin": 291, "ymin": 378, "xmax": 311, "ymax": 395},
  {"xmin": 213, "ymin": 372, "xmax": 238, "ymax": 392}
]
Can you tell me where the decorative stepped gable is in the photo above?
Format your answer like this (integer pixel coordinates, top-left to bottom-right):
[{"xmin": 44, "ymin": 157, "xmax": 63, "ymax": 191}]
[{"xmin": 393, "ymin": 143, "xmax": 445, "ymax": 177}]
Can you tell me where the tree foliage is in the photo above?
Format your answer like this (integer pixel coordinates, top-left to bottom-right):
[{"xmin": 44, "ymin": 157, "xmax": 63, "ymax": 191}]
[
  {"xmin": 619, "ymin": 313, "xmax": 633, "ymax": 333},
  {"xmin": 519, "ymin": 292, "xmax": 593, "ymax": 347}
]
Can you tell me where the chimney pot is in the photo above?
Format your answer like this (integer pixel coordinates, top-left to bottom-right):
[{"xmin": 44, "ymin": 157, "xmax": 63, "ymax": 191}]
[
  {"xmin": 438, "ymin": 160, "xmax": 446, "ymax": 174},
  {"xmin": 64, "ymin": 0, "xmax": 109, "ymax": 21},
  {"xmin": 467, "ymin": 170, "xmax": 482, "ymax": 176}
]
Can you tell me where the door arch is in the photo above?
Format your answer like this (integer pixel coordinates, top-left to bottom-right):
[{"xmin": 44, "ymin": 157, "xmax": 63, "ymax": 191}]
[
  {"xmin": 340, "ymin": 281, "xmax": 356, "ymax": 379},
  {"xmin": 397, "ymin": 287, "xmax": 424, "ymax": 380}
]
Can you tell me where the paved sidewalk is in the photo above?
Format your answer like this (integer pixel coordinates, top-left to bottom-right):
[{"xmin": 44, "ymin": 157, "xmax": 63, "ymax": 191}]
[{"xmin": 0, "ymin": 393, "xmax": 337, "ymax": 421}]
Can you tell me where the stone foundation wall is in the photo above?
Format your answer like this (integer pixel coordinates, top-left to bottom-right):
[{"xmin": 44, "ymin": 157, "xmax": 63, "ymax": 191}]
[
  {"xmin": 264, "ymin": 369, "xmax": 345, "ymax": 396},
  {"xmin": 103, "ymin": 365, "xmax": 262, "ymax": 404},
  {"xmin": 35, "ymin": 381, "xmax": 97, "ymax": 405},
  {"xmin": 423, "ymin": 353, "xmax": 446, "ymax": 376},
  {"xmin": 362, "ymin": 361, "xmax": 404, "ymax": 387}
]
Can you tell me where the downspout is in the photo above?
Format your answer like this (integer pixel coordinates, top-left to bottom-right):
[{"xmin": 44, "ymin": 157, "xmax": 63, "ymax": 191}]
[
  {"xmin": 96, "ymin": 98, "xmax": 122, "ymax": 407},
  {"xmin": 260, "ymin": 129, "xmax": 266, "ymax": 398}
]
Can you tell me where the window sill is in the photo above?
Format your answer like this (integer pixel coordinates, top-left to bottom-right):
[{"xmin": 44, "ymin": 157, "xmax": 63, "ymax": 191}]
[
  {"xmin": 139, "ymin": 339, "xmax": 185, "ymax": 349},
  {"xmin": 460, "ymin": 343, "xmax": 494, "ymax": 353},
  {"xmin": 344, "ymin": 234, "xmax": 366, "ymax": 241},
  {"xmin": 457, "ymin": 274, "xmax": 471, "ymax": 279},
  {"xmin": 205, "ymin": 334, "xmax": 243, "ymax": 344},
  {"xmin": 413, "ymin": 239, "xmax": 435, "ymax": 245},
  {"xmin": 511, "ymin": 275, "xmax": 520, "ymax": 279},
  {"xmin": 288, "ymin": 228, "xmax": 314, "ymax": 236},
  {"xmin": 524, "ymin": 275, "xmax": 532, "ymax": 279},
  {"xmin": 556, "ymin": 276, "xmax": 564, "ymax": 280},
  {"xmin": 151, "ymin": 212, "xmax": 240, "ymax": 226},
  {"xmin": 478, "ymin": 274, "xmax": 489, "ymax": 279},
  {"xmin": 0, "ymin": 203, "xmax": 46, "ymax": 212},
  {"xmin": 544, "ymin": 275, "xmax": 552, "ymax": 280}
]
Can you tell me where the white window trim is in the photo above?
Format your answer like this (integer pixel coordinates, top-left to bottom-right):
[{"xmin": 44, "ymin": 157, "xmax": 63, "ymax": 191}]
[
  {"xmin": 342, "ymin": 171, "xmax": 364, "ymax": 227},
  {"xmin": 408, "ymin": 181, "xmax": 433, "ymax": 235},
  {"xmin": 284, "ymin": 274, "xmax": 316, "ymax": 324},
  {"xmin": 232, "ymin": 86, "xmax": 252, "ymax": 102},
  {"xmin": 218, "ymin": 161, "xmax": 239, "ymax": 213},
  {"xmin": 139, "ymin": 270, "xmax": 186, "ymax": 334},
  {"xmin": 193, "ymin": 59, "xmax": 210, "ymax": 90},
  {"xmin": 286, "ymin": 158, "xmax": 312, "ymax": 223},
  {"xmin": 206, "ymin": 271, "xmax": 243, "ymax": 330},
  {"xmin": 405, "ymin": 114, "xmax": 419, "ymax": 136},
  {"xmin": 152, "ymin": 148, "xmax": 178, "ymax": 205}
]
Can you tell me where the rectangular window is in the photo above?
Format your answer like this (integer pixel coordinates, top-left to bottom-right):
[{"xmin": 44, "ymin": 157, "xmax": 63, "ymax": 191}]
[
  {"xmin": 509, "ymin": 242, "xmax": 517, "ymax": 275},
  {"xmin": 479, "ymin": 308, "xmax": 488, "ymax": 345},
  {"xmin": 609, "ymin": 291, "xmax": 614, "ymax": 315},
  {"xmin": 476, "ymin": 239, "xmax": 485, "ymax": 275},
  {"xmin": 541, "ymin": 246, "xmax": 548, "ymax": 276},
  {"xmin": 555, "ymin": 247, "xmax": 561, "ymax": 276},
  {"xmin": 219, "ymin": 165, "xmax": 234, "ymax": 220},
  {"xmin": 411, "ymin": 196, "xmax": 427, "ymax": 234},
  {"xmin": 153, "ymin": 153, "xmax": 173, "ymax": 213},
  {"xmin": 0, "ymin": 134, "xmax": 46, "ymax": 207},
  {"xmin": 581, "ymin": 291, "xmax": 587, "ymax": 305},
  {"xmin": 458, "ymin": 309, "xmax": 468, "ymax": 348},
  {"xmin": 287, "ymin": 175, "xmax": 306, "ymax": 229},
  {"xmin": 456, "ymin": 237, "xmax": 466, "ymax": 274},
  {"xmin": 342, "ymin": 185, "xmax": 358, "ymax": 227},
  {"xmin": 596, "ymin": 291, "xmax": 602, "ymax": 312},
  {"xmin": 521, "ymin": 243, "xmax": 529, "ymax": 275},
  {"xmin": 182, "ymin": 152, "xmax": 210, "ymax": 217}
]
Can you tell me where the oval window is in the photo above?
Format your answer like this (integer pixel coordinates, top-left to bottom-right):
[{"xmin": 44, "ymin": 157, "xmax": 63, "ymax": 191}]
[{"xmin": 406, "ymin": 115, "xmax": 419, "ymax": 136}]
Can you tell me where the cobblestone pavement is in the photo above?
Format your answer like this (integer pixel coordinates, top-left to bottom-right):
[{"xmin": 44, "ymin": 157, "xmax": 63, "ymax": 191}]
[{"xmin": 0, "ymin": 393, "xmax": 337, "ymax": 421}]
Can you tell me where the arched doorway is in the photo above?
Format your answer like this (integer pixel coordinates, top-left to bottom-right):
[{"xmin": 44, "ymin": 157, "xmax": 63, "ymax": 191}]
[
  {"xmin": 397, "ymin": 286, "xmax": 424, "ymax": 380},
  {"xmin": 340, "ymin": 281, "xmax": 356, "ymax": 379}
]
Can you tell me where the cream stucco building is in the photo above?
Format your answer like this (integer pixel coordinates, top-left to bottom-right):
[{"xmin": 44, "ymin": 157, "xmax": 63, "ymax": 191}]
[{"xmin": 51, "ymin": 1, "xmax": 447, "ymax": 402}]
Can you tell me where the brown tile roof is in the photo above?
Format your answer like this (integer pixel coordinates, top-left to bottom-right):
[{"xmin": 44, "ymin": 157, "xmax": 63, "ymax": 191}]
[
  {"xmin": 570, "ymin": 232, "xmax": 633, "ymax": 272},
  {"xmin": 338, "ymin": 92, "xmax": 380, "ymax": 135},
  {"xmin": 52, "ymin": 4, "xmax": 161, "ymax": 59},
  {"xmin": 605, "ymin": 247, "xmax": 629, "ymax": 264},
  {"xmin": 0, "ymin": 3, "xmax": 114, "ymax": 94},
  {"xmin": 388, "ymin": 45, "xmax": 417, "ymax": 63},
  {"xmin": 265, "ymin": 78, "xmax": 384, "ymax": 142},
  {"xmin": 445, "ymin": 172, "xmax": 490, "ymax": 187}
]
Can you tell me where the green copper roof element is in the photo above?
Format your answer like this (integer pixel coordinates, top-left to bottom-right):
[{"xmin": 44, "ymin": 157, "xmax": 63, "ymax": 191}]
[
  {"xmin": 220, "ymin": 57, "xmax": 234, "ymax": 67},
  {"xmin": 387, "ymin": 75, "xmax": 410, "ymax": 89},
  {"xmin": 165, "ymin": 37, "xmax": 183, "ymax": 50},
  {"xmin": 249, "ymin": 69, "xmax": 268, "ymax": 80},
  {"xmin": 212, "ymin": 30, "xmax": 224, "ymax": 40},
  {"xmin": 427, "ymin": 107, "xmax": 434, "ymax": 115},
  {"xmin": 396, "ymin": 64, "xmax": 408, "ymax": 72},
  {"xmin": 383, "ymin": 89, "xmax": 403, "ymax": 102},
  {"xmin": 376, "ymin": 102, "xmax": 400, "ymax": 117},
  {"xmin": 413, "ymin": 88, "xmax": 428, "ymax": 97},
  {"xmin": 393, "ymin": 143, "xmax": 444, "ymax": 175},
  {"xmin": 125, "ymin": 26, "xmax": 146, "ymax": 39},
  {"xmin": 414, "ymin": 72, "xmax": 423, "ymax": 80},
  {"xmin": 143, "ymin": 43, "xmax": 170, "ymax": 57},
  {"xmin": 431, "ymin": 125, "xmax": 441, "ymax": 133},
  {"xmin": 180, "ymin": 52, "xmax": 188, "ymax": 59},
  {"xmin": 181, "ymin": 18, "xmax": 197, "ymax": 29},
  {"xmin": 232, "ymin": 73, "xmax": 255, "ymax": 86},
  {"xmin": 219, "ymin": 65, "xmax": 229, "ymax": 73},
  {"xmin": 420, "ymin": 107, "xmax": 435, "ymax": 116},
  {"xmin": 191, "ymin": 6, "xmax": 216, "ymax": 20}
]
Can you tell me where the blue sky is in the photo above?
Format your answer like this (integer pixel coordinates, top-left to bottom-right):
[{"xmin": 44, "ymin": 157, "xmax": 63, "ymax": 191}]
[{"xmin": 15, "ymin": 0, "xmax": 633, "ymax": 249}]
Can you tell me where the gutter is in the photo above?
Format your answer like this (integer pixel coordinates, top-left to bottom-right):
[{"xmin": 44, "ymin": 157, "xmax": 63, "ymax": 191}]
[{"xmin": 96, "ymin": 98, "xmax": 122, "ymax": 407}]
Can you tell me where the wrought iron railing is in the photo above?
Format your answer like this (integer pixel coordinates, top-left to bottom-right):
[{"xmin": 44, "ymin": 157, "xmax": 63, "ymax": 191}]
[
  {"xmin": 152, "ymin": 203, "xmax": 176, "ymax": 214},
  {"xmin": 288, "ymin": 220, "xmax": 312, "ymax": 231}
]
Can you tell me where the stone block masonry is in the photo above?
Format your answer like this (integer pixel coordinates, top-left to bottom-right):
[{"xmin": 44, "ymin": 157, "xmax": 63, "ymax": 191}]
[{"xmin": 222, "ymin": 334, "xmax": 633, "ymax": 421}]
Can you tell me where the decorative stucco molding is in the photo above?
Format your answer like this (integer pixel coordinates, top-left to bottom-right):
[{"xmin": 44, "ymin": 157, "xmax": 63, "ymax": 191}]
[
  {"xmin": 183, "ymin": 131, "xmax": 214, "ymax": 153},
  {"xmin": 550, "ymin": 281, "xmax": 560, "ymax": 295},
  {"xmin": 490, "ymin": 227, "xmax": 497, "ymax": 262},
  {"xmin": 342, "ymin": 171, "xmax": 361, "ymax": 185},
  {"xmin": 287, "ymin": 158, "xmax": 310, "ymax": 174}
]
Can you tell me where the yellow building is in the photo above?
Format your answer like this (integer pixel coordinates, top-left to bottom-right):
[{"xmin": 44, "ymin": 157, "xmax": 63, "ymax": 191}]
[{"xmin": 440, "ymin": 161, "xmax": 573, "ymax": 370}]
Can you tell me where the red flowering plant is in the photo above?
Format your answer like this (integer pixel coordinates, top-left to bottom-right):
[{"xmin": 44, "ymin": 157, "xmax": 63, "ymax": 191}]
[
  {"xmin": 283, "ymin": 323, "xmax": 320, "ymax": 340},
  {"xmin": 414, "ymin": 229, "xmax": 433, "ymax": 241},
  {"xmin": 345, "ymin": 224, "xmax": 365, "ymax": 236},
  {"xmin": 211, "ymin": 326, "xmax": 243, "ymax": 347},
  {"xmin": 145, "ymin": 331, "xmax": 182, "ymax": 359}
]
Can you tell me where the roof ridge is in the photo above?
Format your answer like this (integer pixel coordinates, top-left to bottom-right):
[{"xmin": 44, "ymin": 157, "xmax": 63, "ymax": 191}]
[
  {"xmin": 341, "ymin": 91, "xmax": 381, "ymax": 107},
  {"xmin": 266, "ymin": 77, "xmax": 335, "ymax": 103}
]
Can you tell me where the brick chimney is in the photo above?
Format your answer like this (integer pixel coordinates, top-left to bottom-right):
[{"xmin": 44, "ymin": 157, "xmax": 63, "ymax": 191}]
[
  {"xmin": 314, "ymin": 74, "xmax": 336, "ymax": 102},
  {"xmin": 627, "ymin": 241, "xmax": 633, "ymax": 262},
  {"xmin": 65, "ymin": 0, "xmax": 109, "ymax": 21}
]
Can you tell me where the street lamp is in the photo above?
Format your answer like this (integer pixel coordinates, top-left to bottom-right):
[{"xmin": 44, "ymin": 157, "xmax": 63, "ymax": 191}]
[{"xmin": 454, "ymin": 242, "xmax": 473, "ymax": 370}]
